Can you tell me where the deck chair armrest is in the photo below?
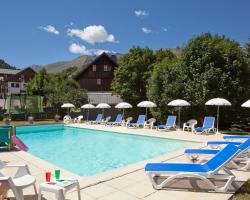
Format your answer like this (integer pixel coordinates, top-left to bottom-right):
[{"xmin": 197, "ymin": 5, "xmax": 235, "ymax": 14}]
[
  {"xmin": 5, "ymin": 164, "xmax": 32, "ymax": 177},
  {"xmin": 5, "ymin": 164, "xmax": 27, "ymax": 168},
  {"xmin": 0, "ymin": 177, "xmax": 10, "ymax": 181}
]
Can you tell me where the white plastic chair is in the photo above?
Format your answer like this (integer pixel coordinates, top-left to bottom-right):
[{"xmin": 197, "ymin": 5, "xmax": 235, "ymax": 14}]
[
  {"xmin": 73, "ymin": 115, "xmax": 83, "ymax": 123},
  {"xmin": 0, "ymin": 164, "xmax": 37, "ymax": 200},
  {"xmin": 144, "ymin": 118, "xmax": 156, "ymax": 129},
  {"xmin": 63, "ymin": 115, "xmax": 72, "ymax": 124},
  {"xmin": 183, "ymin": 119, "xmax": 197, "ymax": 132}
]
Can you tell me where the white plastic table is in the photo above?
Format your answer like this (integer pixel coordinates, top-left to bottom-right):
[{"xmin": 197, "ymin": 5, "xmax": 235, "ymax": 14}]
[{"xmin": 38, "ymin": 178, "xmax": 81, "ymax": 200}]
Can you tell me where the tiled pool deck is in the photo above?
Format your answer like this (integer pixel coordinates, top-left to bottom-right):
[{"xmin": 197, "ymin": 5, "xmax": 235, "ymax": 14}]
[{"xmin": 2, "ymin": 124, "xmax": 250, "ymax": 200}]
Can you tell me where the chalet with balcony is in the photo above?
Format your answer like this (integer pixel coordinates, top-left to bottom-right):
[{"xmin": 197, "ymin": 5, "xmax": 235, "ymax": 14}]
[
  {"xmin": 0, "ymin": 67, "xmax": 36, "ymax": 99},
  {"xmin": 75, "ymin": 52, "xmax": 122, "ymax": 105}
]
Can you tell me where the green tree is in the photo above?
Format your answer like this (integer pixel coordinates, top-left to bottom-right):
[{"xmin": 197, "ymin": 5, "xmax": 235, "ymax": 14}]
[
  {"xmin": 147, "ymin": 52, "xmax": 184, "ymax": 120},
  {"xmin": 27, "ymin": 69, "xmax": 88, "ymax": 112},
  {"xmin": 182, "ymin": 33, "xmax": 250, "ymax": 107},
  {"xmin": 27, "ymin": 68, "xmax": 50, "ymax": 96},
  {"xmin": 111, "ymin": 47, "xmax": 155, "ymax": 105},
  {"xmin": 245, "ymin": 37, "xmax": 250, "ymax": 58}
]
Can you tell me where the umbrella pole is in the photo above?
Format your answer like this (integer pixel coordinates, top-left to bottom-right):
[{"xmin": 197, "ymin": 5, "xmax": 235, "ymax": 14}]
[
  {"xmin": 123, "ymin": 109, "xmax": 125, "ymax": 120},
  {"xmin": 217, "ymin": 106, "xmax": 219, "ymax": 133},
  {"xmin": 178, "ymin": 107, "xmax": 181, "ymax": 129},
  {"xmin": 102, "ymin": 108, "xmax": 104, "ymax": 118},
  {"xmin": 87, "ymin": 109, "xmax": 89, "ymax": 121},
  {"xmin": 146, "ymin": 107, "xmax": 148, "ymax": 121}
]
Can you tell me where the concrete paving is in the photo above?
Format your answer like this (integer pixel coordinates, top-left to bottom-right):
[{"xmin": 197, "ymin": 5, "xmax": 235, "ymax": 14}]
[{"xmin": 1, "ymin": 124, "xmax": 249, "ymax": 200}]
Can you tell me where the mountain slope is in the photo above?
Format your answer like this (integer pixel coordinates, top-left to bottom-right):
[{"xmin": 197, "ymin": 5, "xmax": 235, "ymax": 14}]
[
  {"xmin": 44, "ymin": 55, "xmax": 94, "ymax": 73},
  {"xmin": 0, "ymin": 59, "xmax": 16, "ymax": 69},
  {"xmin": 27, "ymin": 53, "xmax": 123, "ymax": 74}
]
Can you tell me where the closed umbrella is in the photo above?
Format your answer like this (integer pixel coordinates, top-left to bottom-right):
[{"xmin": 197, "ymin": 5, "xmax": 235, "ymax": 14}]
[
  {"xmin": 205, "ymin": 98, "xmax": 232, "ymax": 133},
  {"xmin": 168, "ymin": 99, "xmax": 191, "ymax": 129},
  {"xmin": 241, "ymin": 100, "xmax": 250, "ymax": 108},
  {"xmin": 96, "ymin": 103, "xmax": 111, "ymax": 117},
  {"xmin": 81, "ymin": 104, "xmax": 95, "ymax": 121},
  {"xmin": 115, "ymin": 102, "xmax": 133, "ymax": 119},
  {"xmin": 61, "ymin": 103, "xmax": 75, "ymax": 114},
  {"xmin": 137, "ymin": 101, "xmax": 156, "ymax": 120}
]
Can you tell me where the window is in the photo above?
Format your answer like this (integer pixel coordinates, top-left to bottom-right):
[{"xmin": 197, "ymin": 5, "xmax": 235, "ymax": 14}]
[
  {"xmin": 104, "ymin": 65, "xmax": 111, "ymax": 71},
  {"xmin": 97, "ymin": 79, "xmax": 101, "ymax": 85},
  {"xmin": 10, "ymin": 83, "xmax": 20, "ymax": 88},
  {"xmin": 92, "ymin": 65, "xmax": 96, "ymax": 71}
]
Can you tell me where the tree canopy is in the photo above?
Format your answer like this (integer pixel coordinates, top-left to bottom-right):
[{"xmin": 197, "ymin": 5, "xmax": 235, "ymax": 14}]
[
  {"xmin": 112, "ymin": 33, "xmax": 250, "ymax": 128},
  {"xmin": 111, "ymin": 47, "xmax": 155, "ymax": 105},
  {"xmin": 147, "ymin": 51, "xmax": 184, "ymax": 120},
  {"xmin": 27, "ymin": 69, "xmax": 88, "ymax": 111},
  {"xmin": 181, "ymin": 33, "xmax": 250, "ymax": 107}
]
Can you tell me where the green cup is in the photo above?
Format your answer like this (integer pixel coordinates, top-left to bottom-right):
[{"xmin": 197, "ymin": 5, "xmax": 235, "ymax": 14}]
[{"xmin": 55, "ymin": 169, "xmax": 60, "ymax": 180}]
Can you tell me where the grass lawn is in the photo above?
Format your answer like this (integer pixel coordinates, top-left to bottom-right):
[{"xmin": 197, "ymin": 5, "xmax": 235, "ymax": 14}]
[
  {"xmin": 0, "ymin": 119, "xmax": 62, "ymax": 126},
  {"xmin": 232, "ymin": 181, "xmax": 250, "ymax": 200}
]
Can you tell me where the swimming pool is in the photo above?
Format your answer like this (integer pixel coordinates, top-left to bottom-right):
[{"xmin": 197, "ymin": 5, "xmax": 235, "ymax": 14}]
[{"xmin": 17, "ymin": 125, "xmax": 196, "ymax": 176}]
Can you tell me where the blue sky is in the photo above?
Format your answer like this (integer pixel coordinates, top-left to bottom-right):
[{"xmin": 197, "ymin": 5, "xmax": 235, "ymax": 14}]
[{"xmin": 0, "ymin": 0, "xmax": 250, "ymax": 68}]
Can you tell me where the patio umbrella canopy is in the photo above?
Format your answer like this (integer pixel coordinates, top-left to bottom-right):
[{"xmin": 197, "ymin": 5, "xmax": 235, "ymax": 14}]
[
  {"xmin": 115, "ymin": 102, "xmax": 133, "ymax": 119},
  {"xmin": 168, "ymin": 99, "xmax": 191, "ymax": 129},
  {"xmin": 205, "ymin": 98, "xmax": 232, "ymax": 133},
  {"xmin": 61, "ymin": 103, "xmax": 75, "ymax": 108},
  {"xmin": 241, "ymin": 100, "xmax": 250, "ymax": 108},
  {"xmin": 61, "ymin": 103, "xmax": 75, "ymax": 114},
  {"xmin": 96, "ymin": 103, "xmax": 111, "ymax": 117},
  {"xmin": 81, "ymin": 104, "xmax": 95, "ymax": 121},
  {"xmin": 137, "ymin": 101, "xmax": 156, "ymax": 120}
]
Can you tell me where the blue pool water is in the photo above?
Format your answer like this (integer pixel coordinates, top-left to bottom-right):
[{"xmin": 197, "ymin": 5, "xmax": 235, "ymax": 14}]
[{"xmin": 17, "ymin": 125, "xmax": 195, "ymax": 176}]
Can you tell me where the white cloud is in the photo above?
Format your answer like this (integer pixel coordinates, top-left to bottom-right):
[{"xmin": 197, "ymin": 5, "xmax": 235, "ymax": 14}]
[
  {"xmin": 67, "ymin": 25, "xmax": 116, "ymax": 45},
  {"xmin": 69, "ymin": 43, "xmax": 91, "ymax": 55},
  {"xmin": 163, "ymin": 28, "xmax": 168, "ymax": 32},
  {"xmin": 39, "ymin": 25, "xmax": 59, "ymax": 35},
  {"xmin": 135, "ymin": 10, "xmax": 149, "ymax": 17},
  {"xmin": 142, "ymin": 27, "xmax": 152, "ymax": 34},
  {"xmin": 69, "ymin": 43, "xmax": 116, "ymax": 56},
  {"xmin": 91, "ymin": 49, "xmax": 116, "ymax": 55}
]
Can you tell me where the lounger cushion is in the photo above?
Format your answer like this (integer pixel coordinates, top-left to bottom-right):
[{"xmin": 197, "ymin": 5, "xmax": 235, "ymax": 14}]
[
  {"xmin": 145, "ymin": 163, "xmax": 207, "ymax": 173},
  {"xmin": 157, "ymin": 125, "xmax": 167, "ymax": 129},
  {"xmin": 184, "ymin": 149, "xmax": 219, "ymax": 155},
  {"xmin": 224, "ymin": 135, "xmax": 250, "ymax": 139},
  {"xmin": 207, "ymin": 141, "xmax": 241, "ymax": 146}
]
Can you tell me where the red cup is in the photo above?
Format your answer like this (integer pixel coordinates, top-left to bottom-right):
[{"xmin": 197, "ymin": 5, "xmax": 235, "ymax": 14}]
[{"xmin": 45, "ymin": 172, "xmax": 51, "ymax": 182}]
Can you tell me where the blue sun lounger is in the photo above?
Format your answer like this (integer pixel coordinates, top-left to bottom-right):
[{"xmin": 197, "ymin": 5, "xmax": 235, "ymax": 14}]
[
  {"xmin": 127, "ymin": 115, "xmax": 145, "ymax": 128},
  {"xmin": 223, "ymin": 135, "xmax": 250, "ymax": 141},
  {"xmin": 194, "ymin": 116, "xmax": 216, "ymax": 134},
  {"xmin": 90, "ymin": 113, "xmax": 103, "ymax": 124},
  {"xmin": 184, "ymin": 139, "xmax": 250, "ymax": 171},
  {"xmin": 157, "ymin": 116, "xmax": 176, "ymax": 131},
  {"xmin": 145, "ymin": 144, "xmax": 239, "ymax": 192},
  {"xmin": 106, "ymin": 114, "xmax": 123, "ymax": 126}
]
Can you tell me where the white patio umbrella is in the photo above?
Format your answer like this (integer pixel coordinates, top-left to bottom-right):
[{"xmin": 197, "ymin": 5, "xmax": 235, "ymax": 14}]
[
  {"xmin": 96, "ymin": 103, "xmax": 111, "ymax": 117},
  {"xmin": 115, "ymin": 102, "xmax": 133, "ymax": 119},
  {"xmin": 137, "ymin": 101, "xmax": 156, "ymax": 120},
  {"xmin": 81, "ymin": 104, "xmax": 95, "ymax": 121},
  {"xmin": 241, "ymin": 100, "xmax": 250, "ymax": 108},
  {"xmin": 61, "ymin": 103, "xmax": 75, "ymax": 114},
  {"xmin": 168, "ymin": 99, "xmax": 191, "ymax": 129},
  {"xmin": 205, "ymin": 98, "xmax": 232, "ymax": 133}
]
